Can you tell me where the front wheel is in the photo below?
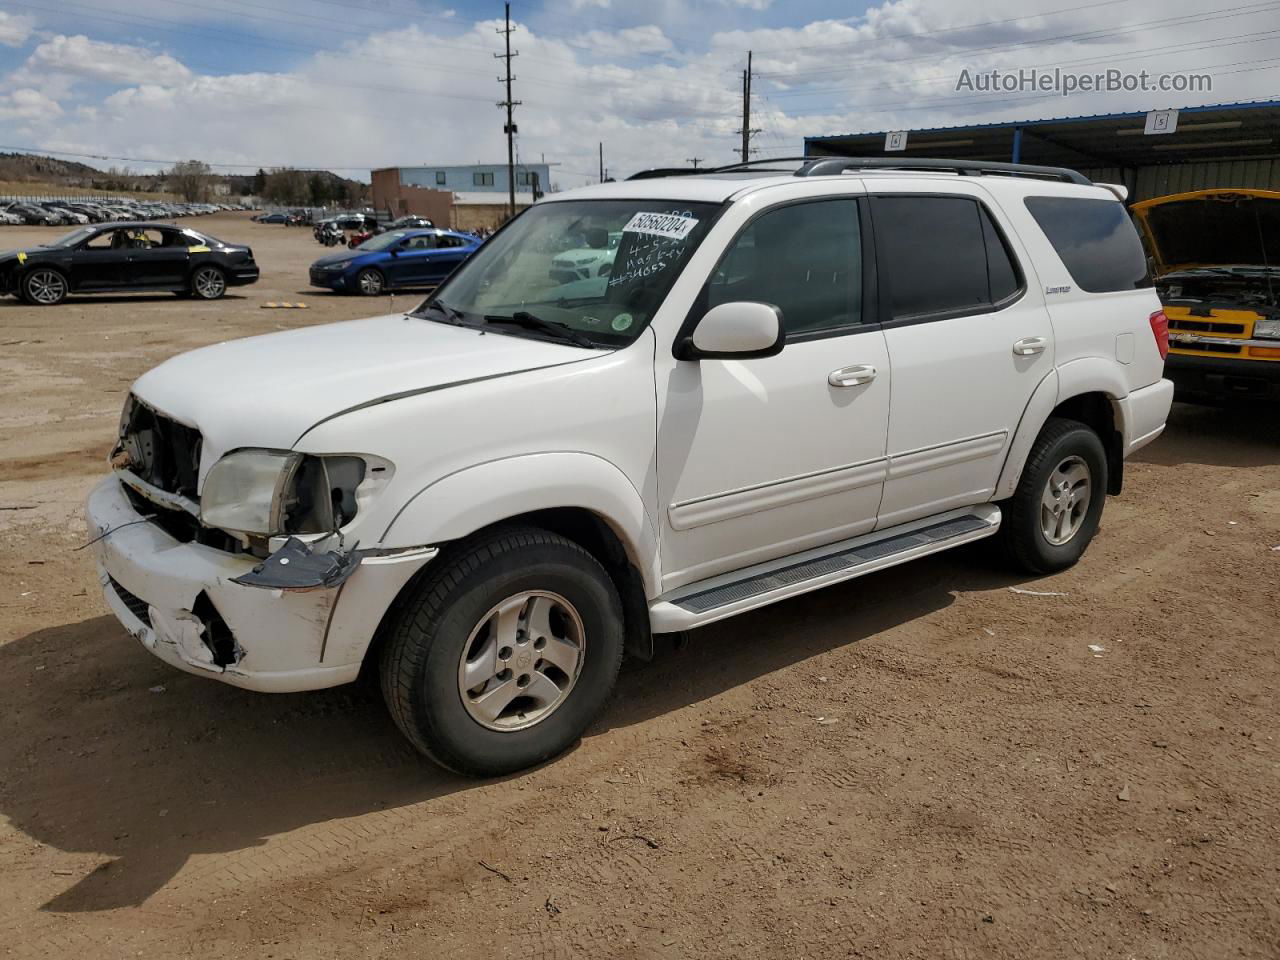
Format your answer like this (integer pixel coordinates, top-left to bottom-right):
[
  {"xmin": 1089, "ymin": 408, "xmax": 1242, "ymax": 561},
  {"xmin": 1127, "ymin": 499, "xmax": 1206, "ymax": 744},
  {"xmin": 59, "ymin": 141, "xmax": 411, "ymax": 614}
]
[
  {"xmin": 190, "ymin": 265, "xmax": 226, "ymax": 300},
  {"xmin": 356, "ymin": 268, "xmax": 384, "ymax": 296},
  {"xmin": 22, "ymin": 268, "xmax": 68, "ymax": 305},
  {"xmin": 379, "ymin": 527, "xmax": 625, "ymax": 777},
  {"xmin": 1000, "ymin": 417, "xmax": 1108, "ymax": 574}
]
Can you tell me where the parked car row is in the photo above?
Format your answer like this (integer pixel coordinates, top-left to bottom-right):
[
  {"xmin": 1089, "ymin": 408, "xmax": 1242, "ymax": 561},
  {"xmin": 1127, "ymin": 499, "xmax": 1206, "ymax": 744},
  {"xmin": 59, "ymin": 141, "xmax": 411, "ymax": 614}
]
[{"xmin": 1, "ymin": 199, "xmax": 246, "ymax": 226}]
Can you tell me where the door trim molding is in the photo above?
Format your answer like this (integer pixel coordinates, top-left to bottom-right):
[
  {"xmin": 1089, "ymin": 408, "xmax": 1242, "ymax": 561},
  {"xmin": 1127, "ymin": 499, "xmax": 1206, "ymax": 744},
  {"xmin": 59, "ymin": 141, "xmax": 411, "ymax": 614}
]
[{"xmin": 668, "ymin": 456, "xmax": 888, "ymax": 531}]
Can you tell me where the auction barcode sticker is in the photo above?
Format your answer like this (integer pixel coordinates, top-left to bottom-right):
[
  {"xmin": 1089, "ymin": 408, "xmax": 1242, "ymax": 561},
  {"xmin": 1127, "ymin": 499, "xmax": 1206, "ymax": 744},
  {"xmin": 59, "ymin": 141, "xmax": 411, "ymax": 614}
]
[{"xmin": 622, "ymin": 212, "xmax": 699, "ymax": 240}]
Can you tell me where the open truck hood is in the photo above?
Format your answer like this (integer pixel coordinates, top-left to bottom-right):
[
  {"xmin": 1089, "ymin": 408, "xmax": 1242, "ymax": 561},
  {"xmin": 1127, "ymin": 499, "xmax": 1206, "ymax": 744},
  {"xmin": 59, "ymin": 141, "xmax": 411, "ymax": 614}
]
[
  {"xmin": 1132, "ymin": 188, "xmax": 1280, "ymax": 276},
  {"xmin": 130, "ymin": 313, "xmax": 600, "ymax": 465}
]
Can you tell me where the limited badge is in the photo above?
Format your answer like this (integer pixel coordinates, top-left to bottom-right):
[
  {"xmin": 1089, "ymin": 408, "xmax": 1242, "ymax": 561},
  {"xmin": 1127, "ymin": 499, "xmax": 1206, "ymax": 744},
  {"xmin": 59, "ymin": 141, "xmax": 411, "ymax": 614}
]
[{"xmin": 611, "ymin": 313, "xmax": 634, "ymax": 332}]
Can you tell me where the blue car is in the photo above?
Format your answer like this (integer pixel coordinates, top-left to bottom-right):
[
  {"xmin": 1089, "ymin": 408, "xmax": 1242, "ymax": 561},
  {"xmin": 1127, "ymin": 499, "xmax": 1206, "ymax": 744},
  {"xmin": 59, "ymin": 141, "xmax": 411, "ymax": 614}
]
[{"xmin": 308, "ymin": 228, "xmax": 479, "ymax": 296}]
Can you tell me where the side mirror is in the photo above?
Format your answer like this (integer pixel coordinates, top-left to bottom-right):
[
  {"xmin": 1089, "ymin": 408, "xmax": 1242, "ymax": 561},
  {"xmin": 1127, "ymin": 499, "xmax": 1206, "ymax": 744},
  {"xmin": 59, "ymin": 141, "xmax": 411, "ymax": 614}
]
[{"xmin": 677, "ymin": 301, "xmax": 784, "ymax": 360}]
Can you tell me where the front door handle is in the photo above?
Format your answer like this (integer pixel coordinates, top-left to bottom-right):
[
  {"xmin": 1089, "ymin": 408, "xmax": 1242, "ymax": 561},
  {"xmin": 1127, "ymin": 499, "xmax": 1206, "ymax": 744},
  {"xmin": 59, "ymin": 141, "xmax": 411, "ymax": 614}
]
[
  {"xmin": 828, "ymin": 364, "xmax": 877, "ymax": 387},
  {"xmin": 1013, "ymin": 336, "xmax": 1048, "ymax": 356}
]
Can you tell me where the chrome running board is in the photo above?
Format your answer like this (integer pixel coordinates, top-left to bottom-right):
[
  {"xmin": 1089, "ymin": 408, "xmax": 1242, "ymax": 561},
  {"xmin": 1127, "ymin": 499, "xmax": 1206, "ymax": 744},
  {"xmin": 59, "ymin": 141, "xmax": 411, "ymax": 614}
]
[{"xmin": 649, "ymin": 504, "xmax": 1001, "ymax": 632}]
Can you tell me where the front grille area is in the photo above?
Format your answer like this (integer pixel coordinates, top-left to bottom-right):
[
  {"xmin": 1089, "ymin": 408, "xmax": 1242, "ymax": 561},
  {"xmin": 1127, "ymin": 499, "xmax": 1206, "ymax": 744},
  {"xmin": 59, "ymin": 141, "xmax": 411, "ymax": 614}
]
[
  {"xmin": 1169, "ymin": 318, "xmax": 1247, "ymax": 335},
  {"xmin": 108, "ymin": 576, "xmax": 151, "ymax": 626},
  {"xmin": 119, "ymin": 397, "xmax": 202, "ymax": 500},
  {"xmin": 1173, "ymin": 341, "xmax": 1243, "ymax": 354}
]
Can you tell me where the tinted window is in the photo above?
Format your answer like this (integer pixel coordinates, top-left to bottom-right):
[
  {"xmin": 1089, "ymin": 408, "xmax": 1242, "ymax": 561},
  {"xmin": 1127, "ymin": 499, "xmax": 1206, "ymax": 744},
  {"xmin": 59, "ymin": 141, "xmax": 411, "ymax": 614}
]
[
  {"xmin": 707, "ymin": 198, "xmax": 861, "ymax": 336},
  {"xmin": 981, "ymin": 207, "xmax": 1020, "ymax": 303},
  {"xmin": 873, "ymin": 196, "xmax": 991, "ymax": 320},
  {"xmin": 1024, "ymin": 196, "xmax": 1151, "ymax": 292}
]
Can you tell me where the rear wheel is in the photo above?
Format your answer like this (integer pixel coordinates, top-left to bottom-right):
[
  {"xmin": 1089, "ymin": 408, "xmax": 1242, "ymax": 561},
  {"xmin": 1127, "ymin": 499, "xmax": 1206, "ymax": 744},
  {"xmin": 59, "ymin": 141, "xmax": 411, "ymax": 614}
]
[
  {"xmin": 191, "ymin": 265, "xmax": 226, "ymax": 300},
  {"xmin": 356, "ymin": 268, "xmax": 384, "ymax": 296},
  {"xmin": 1000, "ymin": 417, "xmax": 1107, "ymax": 574},
  {"xmin": 379, "ymin": 526, "xmax": 624, "ymax": 777},
  {"xmin": 22, "ymin": 268, "xmax": 68, "ymax": 306}
]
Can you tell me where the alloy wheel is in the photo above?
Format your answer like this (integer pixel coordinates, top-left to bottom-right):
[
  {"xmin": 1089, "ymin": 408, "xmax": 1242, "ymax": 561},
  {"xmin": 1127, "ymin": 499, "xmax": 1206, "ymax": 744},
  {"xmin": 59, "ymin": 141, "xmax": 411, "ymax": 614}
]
[
  {"xmin": 358, "ymin": 270, "xmax": 383, "ymax": 295},
  {"xmin": 457, "ymin": 590, "xmax": 586, "ymax": 732},
  {"xmin": 26, "ymin": 270, "xmax": 66, "ymax": 305},
  {"xmin": 1040, "ymin": 455, "xmax": 1092, "ymax": 546},
  {"xmin": 193, "ymin": 267, "xmax": 226, "ymax": 299}
]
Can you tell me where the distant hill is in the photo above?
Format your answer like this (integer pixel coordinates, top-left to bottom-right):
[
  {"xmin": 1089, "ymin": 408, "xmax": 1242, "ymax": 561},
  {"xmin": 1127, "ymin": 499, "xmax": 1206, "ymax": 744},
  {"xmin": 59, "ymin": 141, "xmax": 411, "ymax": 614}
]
[{"xmin": 0, "ymin": 152, "xmax": 368, "ymax": 204}]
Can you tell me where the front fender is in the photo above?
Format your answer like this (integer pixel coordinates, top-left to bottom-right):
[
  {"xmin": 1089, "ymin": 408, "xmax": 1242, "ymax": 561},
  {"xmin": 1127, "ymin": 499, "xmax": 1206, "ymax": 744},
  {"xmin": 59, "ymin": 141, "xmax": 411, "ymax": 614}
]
[{"xmin": 380, "ymin": 452, "xmax": 661, "ymax": 597}]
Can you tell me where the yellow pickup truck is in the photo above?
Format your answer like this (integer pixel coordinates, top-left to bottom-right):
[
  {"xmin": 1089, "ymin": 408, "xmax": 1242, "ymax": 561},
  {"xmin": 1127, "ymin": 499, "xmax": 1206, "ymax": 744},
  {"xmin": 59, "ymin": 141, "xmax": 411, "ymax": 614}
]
[{"xmin": 1131, "ymin": 188, "xmax": 1280, "ymax": 403}]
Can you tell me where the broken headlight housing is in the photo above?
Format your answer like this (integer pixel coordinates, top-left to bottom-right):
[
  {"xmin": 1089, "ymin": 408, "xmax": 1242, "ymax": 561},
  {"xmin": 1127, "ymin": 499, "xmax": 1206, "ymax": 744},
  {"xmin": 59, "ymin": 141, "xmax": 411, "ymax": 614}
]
[{"xmin": 200, "ymin": 449, "xmax": 367, "ymax": 536}]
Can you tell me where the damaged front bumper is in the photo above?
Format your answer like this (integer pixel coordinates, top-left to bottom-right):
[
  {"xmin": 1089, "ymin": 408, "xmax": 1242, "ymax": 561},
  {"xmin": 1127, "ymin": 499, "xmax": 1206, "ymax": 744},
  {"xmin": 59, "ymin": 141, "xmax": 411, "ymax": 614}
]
[{"xmin": 86, "ymin": 476, "xmax": 436, "ymax": 693}]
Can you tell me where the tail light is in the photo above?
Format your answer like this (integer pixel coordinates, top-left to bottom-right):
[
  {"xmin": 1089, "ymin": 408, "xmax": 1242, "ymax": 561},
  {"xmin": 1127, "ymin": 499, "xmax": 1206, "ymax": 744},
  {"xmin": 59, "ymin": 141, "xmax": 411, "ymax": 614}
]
[{"xmin": 1149, "ymin": 309, "xmax": 1169, "ymax": 360}]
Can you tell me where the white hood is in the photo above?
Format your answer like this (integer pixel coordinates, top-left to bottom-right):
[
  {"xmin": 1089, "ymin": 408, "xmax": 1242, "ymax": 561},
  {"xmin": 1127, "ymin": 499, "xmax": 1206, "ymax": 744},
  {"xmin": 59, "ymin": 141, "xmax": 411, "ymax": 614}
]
[{"xmin": 131, "ymin": 313, "xmax": 599, "ymax": 462}]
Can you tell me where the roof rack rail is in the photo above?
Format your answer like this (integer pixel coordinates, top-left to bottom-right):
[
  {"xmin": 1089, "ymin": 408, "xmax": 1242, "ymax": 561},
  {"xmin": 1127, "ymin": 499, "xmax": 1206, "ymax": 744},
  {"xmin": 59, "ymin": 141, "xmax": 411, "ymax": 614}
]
[
  {"xmin": 626, "ymin": 156, "xmax": 1092, "ymax": 186},
  {"xmin": 796, "ymin": 156, "xmax": 1092, "ymax": 185}
]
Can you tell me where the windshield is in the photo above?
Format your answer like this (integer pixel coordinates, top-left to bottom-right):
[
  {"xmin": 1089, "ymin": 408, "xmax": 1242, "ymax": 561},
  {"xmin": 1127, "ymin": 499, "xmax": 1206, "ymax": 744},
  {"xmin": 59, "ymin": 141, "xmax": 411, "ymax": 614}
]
[
  {"xmin": 47, "ymin": 226, "xmax": 98, "ymax": 248},
  {"xmin": 356, "ymin": 231, "xmax": 408, "ymax": 251},
  {"xmin": 414, "ymin": 199, "xmax": 719, "ymax": 345}
]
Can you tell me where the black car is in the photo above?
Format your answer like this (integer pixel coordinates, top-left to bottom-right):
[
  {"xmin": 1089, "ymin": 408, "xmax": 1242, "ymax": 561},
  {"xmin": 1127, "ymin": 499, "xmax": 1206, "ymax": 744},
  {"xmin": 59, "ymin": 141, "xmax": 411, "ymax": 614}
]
[{"xmin": 0, "ymin": 222, "xmax": 260, "ymax": 305}]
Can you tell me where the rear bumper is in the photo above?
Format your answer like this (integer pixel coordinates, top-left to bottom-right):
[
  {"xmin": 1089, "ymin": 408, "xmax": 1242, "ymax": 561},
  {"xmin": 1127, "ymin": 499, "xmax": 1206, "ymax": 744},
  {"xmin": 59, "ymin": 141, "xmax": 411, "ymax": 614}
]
[
  {"xmin": 227, "ymin": 264, "xmax": 260, "ymax": 286},
  {"xmin": 1117, "ymin": 377, "xmax": 1174, "ymax": 455},
  {"xmin": 1165, "ymin": 353, "xmax": 1280, "ymax": 402},
  {"xmin": 85, "ymin": 476, "xmax": 435, "ymax": 693}
]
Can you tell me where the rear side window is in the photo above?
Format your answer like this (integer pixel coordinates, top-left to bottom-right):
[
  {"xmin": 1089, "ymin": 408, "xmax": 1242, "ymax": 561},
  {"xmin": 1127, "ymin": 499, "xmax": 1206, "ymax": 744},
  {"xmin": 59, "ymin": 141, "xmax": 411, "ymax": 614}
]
[
  {"xmin": 871, "ymin": 196, "xmax": 1023, "ymax": 321},
  {"xmin": 707, "ymin": 198, "xmax": 862, "ymax": 337},
  {"xmin": 1024, "ymin": 196, "xmax": 1152, "ymax": 292}
]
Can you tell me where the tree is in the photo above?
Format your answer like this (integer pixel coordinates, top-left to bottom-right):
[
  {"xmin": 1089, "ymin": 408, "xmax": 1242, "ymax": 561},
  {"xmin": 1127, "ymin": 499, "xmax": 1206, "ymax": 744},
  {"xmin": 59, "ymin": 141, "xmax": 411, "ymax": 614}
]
[
  {"xmin": 251, "ymin": 168, "xmax": 266, "ymax": 197},
  {"xmin": 308, "ymin": 172, "xmax": 332, "ymax": 207},
  {"xmin": 168, "ymin": 159, "xmax": 212, "ymax": 202},
  {"xmin": 262, "ymin": 167, "xmax": 309, "ymax": 205}
]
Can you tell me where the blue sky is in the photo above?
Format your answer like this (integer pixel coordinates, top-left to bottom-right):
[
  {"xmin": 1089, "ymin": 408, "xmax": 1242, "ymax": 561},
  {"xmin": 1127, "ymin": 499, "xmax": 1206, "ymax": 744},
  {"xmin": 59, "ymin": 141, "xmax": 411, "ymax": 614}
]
[{"xmin": 0, "ymin": 0, "xmax": 1275, "ymax": 187}]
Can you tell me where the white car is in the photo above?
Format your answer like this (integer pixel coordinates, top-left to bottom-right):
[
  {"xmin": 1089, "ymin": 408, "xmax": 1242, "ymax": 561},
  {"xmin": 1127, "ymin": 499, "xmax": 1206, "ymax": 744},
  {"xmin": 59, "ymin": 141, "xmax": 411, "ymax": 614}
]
[
  {"xmin": 548, "ymin": 230, "xmax": 622, "ymax": 283},
  {"xmin": 86, "ymin": 157, "xmax": 1173, "ymax": 776}
]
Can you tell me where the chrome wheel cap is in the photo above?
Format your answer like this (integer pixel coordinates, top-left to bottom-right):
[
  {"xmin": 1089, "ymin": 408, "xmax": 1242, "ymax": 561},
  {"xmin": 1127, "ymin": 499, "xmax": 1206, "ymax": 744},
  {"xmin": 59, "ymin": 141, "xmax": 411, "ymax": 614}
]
[
  {"xmin": 1040, "ymin": 455, "xmax": 1092, "ymax": 546},
  {"xmin": 359, "ymin": 271, "xmax": 382, "ymax": 295},
  {"xmin": 458, "ymin": 591, "xmax": 585, "ymax": 732}
]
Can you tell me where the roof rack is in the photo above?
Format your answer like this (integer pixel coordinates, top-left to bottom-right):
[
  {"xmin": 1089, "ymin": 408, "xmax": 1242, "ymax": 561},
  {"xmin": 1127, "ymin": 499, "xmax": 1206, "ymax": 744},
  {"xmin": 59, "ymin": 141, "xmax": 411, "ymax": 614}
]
[
  {"xmin": 627, "ymin": 155, "xmax": 1091, "ymax": 185},
  {"xmin": 796, "ymin": 156, "xmax": 1092, "ymax": 185}
]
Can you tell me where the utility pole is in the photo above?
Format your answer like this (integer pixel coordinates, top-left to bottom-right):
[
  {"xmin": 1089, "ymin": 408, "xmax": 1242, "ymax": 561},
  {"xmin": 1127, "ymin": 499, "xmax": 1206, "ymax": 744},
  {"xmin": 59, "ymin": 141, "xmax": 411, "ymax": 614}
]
[
  {"xmin": 737, "ymin": 50, "xmax": 760, "ymax": 163},
  {"xmin": 685, "ymin": 157, "xmax": 704, "ymax": 169},
  {"xmin": 598, "ymin": 142, "xmax": 604, "ymax": 183},
  {"xmin": 495, "ymin": 2, "xmax": 520, "ymax": 219}
]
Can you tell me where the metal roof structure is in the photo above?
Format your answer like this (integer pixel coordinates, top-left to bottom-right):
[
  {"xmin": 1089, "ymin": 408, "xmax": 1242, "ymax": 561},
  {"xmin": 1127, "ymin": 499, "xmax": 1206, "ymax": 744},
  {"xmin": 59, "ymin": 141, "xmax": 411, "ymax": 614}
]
[{"xmin": 804, "ymin": 100, "xmax": 1280, "ymax": 200}]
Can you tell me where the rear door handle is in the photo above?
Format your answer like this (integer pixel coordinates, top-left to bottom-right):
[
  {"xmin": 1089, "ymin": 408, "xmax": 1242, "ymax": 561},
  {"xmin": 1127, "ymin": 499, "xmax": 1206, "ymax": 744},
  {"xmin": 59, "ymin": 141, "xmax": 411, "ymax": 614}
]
[
  {"xmin": 1013, "ymin": 336, "xmax": 1048, "ymax": 356},
  {"xmin": 828, "ymin": 364, "xmax": 877, "ymax": 387}
]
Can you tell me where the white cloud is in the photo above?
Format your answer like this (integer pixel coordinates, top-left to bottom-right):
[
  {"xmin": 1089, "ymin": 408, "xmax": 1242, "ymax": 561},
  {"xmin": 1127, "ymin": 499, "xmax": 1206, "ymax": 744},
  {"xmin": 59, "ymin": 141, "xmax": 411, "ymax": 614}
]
[
  {"xmin": 0, "ymin": 88, "xmax": 63, "ymax": 121},
  {"xmin": 572, "ymin": 25, "xmax": 675, "ymax": 57},
  {"xmin": 21, "ymin": 35, "xmax": 191, "ymax": 90},
  {"xmin": 0, "ymin": 11, "xmax": 34, "ymax": 47}
]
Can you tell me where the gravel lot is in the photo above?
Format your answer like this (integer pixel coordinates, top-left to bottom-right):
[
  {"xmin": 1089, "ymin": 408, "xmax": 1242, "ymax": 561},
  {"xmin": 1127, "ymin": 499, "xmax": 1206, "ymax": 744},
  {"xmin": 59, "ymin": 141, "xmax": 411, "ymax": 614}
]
[{"xmin": 2, "ymin": 211, "xmax": 1278, "ymax": 958}]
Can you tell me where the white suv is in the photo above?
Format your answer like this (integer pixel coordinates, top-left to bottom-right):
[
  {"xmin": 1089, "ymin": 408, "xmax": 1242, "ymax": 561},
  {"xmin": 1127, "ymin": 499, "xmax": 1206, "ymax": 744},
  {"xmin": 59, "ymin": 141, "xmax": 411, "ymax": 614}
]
[{"xmin": 86, "ymin": 158, "xmax": 1173, "ymax": 776}]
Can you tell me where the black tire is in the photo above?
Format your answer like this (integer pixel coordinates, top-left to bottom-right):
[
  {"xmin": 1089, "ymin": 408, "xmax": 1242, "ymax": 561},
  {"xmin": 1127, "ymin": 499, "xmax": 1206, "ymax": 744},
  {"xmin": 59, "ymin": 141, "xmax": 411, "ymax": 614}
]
[
  {"xmin": 355, "ymin": 268, "xmax": 384, "ymax": 296},
  {"xmin": 190, "ymin": 265, "xmax": 226, "ymax": 300},
  {"xmin": 1000, "ymin": 417, "xmax": 1108, "ymax": 574},
  {"xmin": 21, "ymin": 268, "xmax": 68, "ymax": 306},
  {"xmin": 379, "ymin": 526, "xmax": 624, "ymax": 777}
]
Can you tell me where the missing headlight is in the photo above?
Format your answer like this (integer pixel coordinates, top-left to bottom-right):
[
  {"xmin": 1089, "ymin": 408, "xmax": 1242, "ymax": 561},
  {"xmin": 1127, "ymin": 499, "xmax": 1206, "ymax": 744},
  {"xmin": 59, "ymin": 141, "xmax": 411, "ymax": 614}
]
[{"xmin": 281, "ymin": 455, "xmax": 367, "ymax": 534}]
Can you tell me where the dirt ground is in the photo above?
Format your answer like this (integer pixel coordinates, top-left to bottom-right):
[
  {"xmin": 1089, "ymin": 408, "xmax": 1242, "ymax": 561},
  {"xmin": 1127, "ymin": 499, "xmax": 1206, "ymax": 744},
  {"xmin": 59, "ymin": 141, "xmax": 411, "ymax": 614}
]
[{"xmin": 1, "ymin": 211, "xmax": 1278, "ymax": 959}]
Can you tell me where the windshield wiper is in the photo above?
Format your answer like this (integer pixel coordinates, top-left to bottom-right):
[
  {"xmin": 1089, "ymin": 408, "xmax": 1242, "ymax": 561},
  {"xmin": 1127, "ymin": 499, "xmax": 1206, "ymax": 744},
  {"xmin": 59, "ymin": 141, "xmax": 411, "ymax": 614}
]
[
  {"xmin": 482, "ymin": 311, "xmax": 597, "ymax": 348},
  {"xmin": 416, "ymin": 298, "xmax": 470, "ymax": 325}
]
